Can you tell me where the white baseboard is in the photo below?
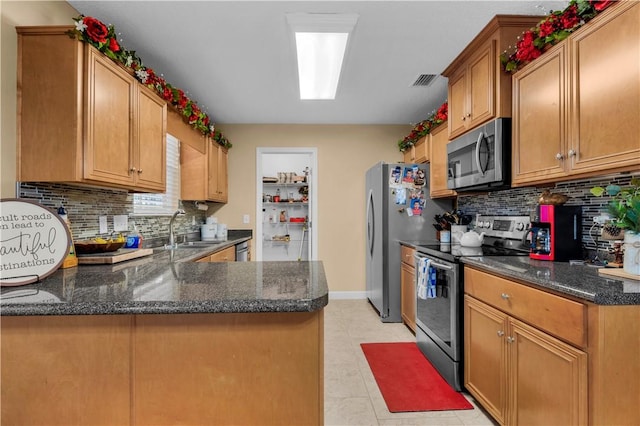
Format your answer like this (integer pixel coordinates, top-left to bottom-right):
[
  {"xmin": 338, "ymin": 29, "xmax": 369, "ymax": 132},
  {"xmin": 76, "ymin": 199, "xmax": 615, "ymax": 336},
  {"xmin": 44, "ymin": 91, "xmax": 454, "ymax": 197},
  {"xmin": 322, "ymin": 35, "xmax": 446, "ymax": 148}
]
[{"xmin": 329, "ymin": 291, "xmax": 367, "ymax": 300}]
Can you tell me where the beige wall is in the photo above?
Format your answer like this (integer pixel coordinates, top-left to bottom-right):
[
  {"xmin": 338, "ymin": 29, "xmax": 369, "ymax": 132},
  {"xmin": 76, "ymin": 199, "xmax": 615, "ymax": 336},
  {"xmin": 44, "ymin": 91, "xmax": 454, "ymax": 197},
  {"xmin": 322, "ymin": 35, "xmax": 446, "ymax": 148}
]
[
  {"xmin": 1, "ymin": 1, "xmax": 79, "ymax": 197},
  {"xmin": 214, "ymin": 124, "xmax": 407, "ymax": 293}
]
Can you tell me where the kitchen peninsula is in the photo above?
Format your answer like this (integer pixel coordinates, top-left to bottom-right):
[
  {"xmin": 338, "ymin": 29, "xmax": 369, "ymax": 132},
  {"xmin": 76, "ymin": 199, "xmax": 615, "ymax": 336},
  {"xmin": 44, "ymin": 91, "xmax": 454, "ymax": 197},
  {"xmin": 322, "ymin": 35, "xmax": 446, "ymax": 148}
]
[{"xmin": 1, "ymin": 247, "xmax": 328, "ymax": 426}]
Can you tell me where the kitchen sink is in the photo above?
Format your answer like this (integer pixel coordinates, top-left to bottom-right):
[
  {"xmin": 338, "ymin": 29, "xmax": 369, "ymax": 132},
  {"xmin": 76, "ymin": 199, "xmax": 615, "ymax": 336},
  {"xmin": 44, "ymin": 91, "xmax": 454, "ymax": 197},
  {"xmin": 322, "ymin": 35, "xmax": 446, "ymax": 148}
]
[{"xmin": 180, "ymin": 241, "xmax": 225, "ymax": 247}]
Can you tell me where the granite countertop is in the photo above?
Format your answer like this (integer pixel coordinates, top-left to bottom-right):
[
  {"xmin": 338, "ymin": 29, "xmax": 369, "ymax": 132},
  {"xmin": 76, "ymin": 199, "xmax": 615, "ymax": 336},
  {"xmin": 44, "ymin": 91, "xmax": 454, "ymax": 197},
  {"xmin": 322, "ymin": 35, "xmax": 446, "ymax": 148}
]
[
  {"xmin": 462, "ymin": 256, "xmax": 640, "ymax": 305},
  {"xmin": 0, "ymin": 237, "xmax": 329, "ymax": 316}
]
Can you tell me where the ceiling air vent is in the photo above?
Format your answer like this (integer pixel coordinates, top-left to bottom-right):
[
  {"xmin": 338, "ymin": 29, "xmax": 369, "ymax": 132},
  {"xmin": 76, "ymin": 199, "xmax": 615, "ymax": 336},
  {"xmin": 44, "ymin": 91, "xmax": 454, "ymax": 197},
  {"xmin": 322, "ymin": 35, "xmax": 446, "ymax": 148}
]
[{"xmin": 411, "ymin": 74, "xmax": 438, "ymax": 87}]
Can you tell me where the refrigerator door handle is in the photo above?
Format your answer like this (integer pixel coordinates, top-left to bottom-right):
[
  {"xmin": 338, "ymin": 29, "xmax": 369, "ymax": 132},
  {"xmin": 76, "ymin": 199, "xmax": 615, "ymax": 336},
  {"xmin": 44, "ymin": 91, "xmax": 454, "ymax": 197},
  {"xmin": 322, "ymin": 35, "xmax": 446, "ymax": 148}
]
[{"xmin": 367, "ymin": 189, "xmax": 375, "ymax": 256}]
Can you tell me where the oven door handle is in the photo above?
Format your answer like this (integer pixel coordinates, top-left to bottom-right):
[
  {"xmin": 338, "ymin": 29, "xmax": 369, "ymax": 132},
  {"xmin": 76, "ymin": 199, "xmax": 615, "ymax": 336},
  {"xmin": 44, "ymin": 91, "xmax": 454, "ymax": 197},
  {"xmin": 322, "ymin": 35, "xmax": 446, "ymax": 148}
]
[{"xmin": 413, "ymin": 254, "xmax": 453, "ymax": 270}]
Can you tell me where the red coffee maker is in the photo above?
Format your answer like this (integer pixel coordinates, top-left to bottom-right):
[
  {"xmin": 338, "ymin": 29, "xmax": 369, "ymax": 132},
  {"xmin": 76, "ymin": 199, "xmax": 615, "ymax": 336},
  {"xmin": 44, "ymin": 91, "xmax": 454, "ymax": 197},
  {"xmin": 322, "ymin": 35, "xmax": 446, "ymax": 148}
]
[{"xmin": 529, "ymin": 205, "xmax": 582, "ymax": 261}]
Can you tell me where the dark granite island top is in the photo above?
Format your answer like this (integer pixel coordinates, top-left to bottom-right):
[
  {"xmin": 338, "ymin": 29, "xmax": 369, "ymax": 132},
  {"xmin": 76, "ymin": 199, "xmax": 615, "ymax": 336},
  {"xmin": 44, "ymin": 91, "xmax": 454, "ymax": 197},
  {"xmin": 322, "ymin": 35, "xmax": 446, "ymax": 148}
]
[
  {"xmin": 0, "ymin": 255, "xmax": 329, "ymax": 315},
  {"xmin": 462, "ymin": 255, "xmax": 640, "ymax": 305}
]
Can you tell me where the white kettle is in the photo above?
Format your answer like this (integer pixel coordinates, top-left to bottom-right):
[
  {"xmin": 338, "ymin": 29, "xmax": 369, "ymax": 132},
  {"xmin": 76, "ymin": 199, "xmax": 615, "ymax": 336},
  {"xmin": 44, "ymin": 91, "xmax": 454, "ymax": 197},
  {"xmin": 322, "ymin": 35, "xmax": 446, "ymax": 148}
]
[{"xmin": 460, "ymin": 230, "xmax": 485, "ymax": 247}]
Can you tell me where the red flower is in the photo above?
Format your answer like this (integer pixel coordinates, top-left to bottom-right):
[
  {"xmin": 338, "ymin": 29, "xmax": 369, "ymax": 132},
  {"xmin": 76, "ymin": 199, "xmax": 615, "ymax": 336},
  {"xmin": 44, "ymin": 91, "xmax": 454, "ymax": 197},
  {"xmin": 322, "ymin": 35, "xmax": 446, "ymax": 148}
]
[
  {"xmin": 83, "ymin": 17, "xmax": 109, "ymax": 43},
  {"xmin": 591, "ymin": 0, "xmax": 614, "ymax": 11},
  {"xmin": 108, "ymin": 38, "xmax": 120, "ymax": 52},
  {"xmin": 162, "ymin": 87, "xmax": 173, "ymax": 101},
  {"xmin": 538, "ymin": 16, "xmax": 558, "ymax": 37},
  {"xmin": 437, "ymin": 102, "xmax": 448, "ymax": 117},
  {"xmin": 188, "ymin": 113, "xmax": 198, "ymax": 123},
  {"xmin": 515, "ymin": 31, "xmax": 542, "ymax": 62},
  {"xmin": 560, "ymin": 5, "xmax": 580, "ymax": 29}
]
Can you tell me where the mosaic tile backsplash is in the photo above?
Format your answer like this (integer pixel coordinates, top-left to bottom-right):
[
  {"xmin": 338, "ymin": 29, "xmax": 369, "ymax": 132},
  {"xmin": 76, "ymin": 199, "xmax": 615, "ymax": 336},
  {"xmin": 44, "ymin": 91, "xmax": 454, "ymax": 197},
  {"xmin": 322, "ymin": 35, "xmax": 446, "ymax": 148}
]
[
  {"xmin": 18, "ymin": 171, "xmax": 638, "ymax": 261},
  {"xmin": 456, "ymin": 172, "xmax": 639, "ymax": 262},
  {"xmin": 18, "ymin": 183, "xmax": 212, "ymax": 246}
]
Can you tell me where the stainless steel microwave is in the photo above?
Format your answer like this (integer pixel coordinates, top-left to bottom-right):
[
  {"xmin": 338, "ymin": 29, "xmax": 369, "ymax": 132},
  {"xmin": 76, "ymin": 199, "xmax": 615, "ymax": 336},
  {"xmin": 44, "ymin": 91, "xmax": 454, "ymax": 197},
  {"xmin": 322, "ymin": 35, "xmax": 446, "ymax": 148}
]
[{"xmin": 446, "ymin": 118, "xmax": 511, "ymax": 192}]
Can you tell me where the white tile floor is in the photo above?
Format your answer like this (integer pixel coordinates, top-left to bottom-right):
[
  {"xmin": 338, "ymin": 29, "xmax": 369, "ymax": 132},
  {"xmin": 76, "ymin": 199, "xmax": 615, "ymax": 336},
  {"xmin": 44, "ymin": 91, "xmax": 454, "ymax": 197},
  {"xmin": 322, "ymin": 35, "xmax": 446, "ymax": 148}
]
[{"xmin": 324, "ymin": 299, "xmax": 497, "ymax": 426}]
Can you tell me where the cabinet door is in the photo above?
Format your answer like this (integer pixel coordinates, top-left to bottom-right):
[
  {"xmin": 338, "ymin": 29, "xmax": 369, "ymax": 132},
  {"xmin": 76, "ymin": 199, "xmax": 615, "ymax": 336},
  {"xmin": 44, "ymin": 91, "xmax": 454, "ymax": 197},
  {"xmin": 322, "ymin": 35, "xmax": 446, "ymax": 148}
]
[
  {"xmin": 464, "ymin": 295, "xmax": 508, "ymax": 424},
  {"xmin": 512, "ymin": 45, "xmax": 568, "ymax": 186},
  {"xmin": 208, "ymin": 246, "xmax": 235, "ymax": 262},
  {"xmin": 568, "ymin": 2, "xmax": 640, "ymax": 175},
  {"xmin": 84, "ymin": 48, "xmax": 136, "ymax": 186},
  {"xmin": 429, "ymin": 123, "xmax": 456, "ymax": 198},
  {"xmin": 508, "ymin": 318, "xmax": 587, "ymax": 426},
  {"xmin": 448, "ymin": 69, "xmax": 468, "ymax": 139},
  {"xmin": 135, "ymin": 87, "xmax": 167, "ymax": 191},
  {"xmin": 1, "ymin": 315, "xmax": 132, "ymax": 426},
  {"xmin": 468, "ymin": 41, "xmax": 495, "ymax": 129},
  {"xmin": 400, "ymin": 261, "xmax": 416, "ymax": 332},
  {"xmin": 207, "ymin": 141, "xmax": 228, "ymax": 203},
  {"xmin": 413, "ymin": 136, "xmax": 429, "ymax": 163},
  {"xmin": 217, "ymin": 146, "xmax": 229, "ymax": 202}
]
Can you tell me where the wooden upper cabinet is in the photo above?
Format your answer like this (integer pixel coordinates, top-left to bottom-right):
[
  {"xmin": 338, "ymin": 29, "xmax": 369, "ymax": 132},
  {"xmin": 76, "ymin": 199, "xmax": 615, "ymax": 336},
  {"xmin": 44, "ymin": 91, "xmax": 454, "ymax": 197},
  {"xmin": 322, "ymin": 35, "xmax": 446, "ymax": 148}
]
[
  {"xmin": 413, "ymin": 136, "xmax": 429, "ymax": 163},
  {"xmin": 429, "ymin": 123, "xmax": 456, "ymax": 198},
  {"xmin": 179, "ymin": 124, "xmax": 228, "ymax": 203},
  {"xmin": 443, "ymin": 16, "xmax": 542, "ymax": 140},
  {"xmin": 448, "ymin": 41, "xmax": 495, "ymax": 138},
  {"xmin": 568, "ymin": 1, "xmax": 640, "ymax": 175},
  {"xmin": 17, "ymin": 26, "xmax": 166, "ymax": 192},
  {"xmin": 512, "ymin": 44, "xmax": 568, "ymax": 185},
  {"xmin": 512, "ymin": 1, "xmax": 640, "ymax": 186},
  {"xmin": 208, "ymin": 141, "xmax": 228, "ymax": 203}
]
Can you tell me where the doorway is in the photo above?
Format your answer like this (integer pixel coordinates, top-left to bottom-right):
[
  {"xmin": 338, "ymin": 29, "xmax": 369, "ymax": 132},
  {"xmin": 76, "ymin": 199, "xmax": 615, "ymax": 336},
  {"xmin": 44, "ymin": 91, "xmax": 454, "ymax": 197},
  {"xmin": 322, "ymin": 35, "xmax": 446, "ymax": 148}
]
[{"xmin": 256, "ymin": 147, "xmax": 318, "ymax": 261}]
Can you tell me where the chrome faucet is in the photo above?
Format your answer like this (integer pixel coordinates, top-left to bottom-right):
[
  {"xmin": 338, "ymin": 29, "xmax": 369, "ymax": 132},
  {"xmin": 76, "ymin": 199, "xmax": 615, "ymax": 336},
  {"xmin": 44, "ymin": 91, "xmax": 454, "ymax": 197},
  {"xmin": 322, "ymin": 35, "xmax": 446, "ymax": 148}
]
[{"xmin": 168, "ymin": 209, "xmax": 186, "ymax": 248}]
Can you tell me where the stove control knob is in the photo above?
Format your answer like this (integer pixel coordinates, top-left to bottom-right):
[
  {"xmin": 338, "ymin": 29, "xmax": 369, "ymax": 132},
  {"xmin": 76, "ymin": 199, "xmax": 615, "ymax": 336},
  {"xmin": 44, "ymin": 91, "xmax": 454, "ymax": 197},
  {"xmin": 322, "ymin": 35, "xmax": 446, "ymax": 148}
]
[
  {"xmin": 515, "ymin": 222, "xmax": 525, "ymax": 231},
  {"xmin": 484, "ymin": 221, "xmax": 492, "ymax": 229}
]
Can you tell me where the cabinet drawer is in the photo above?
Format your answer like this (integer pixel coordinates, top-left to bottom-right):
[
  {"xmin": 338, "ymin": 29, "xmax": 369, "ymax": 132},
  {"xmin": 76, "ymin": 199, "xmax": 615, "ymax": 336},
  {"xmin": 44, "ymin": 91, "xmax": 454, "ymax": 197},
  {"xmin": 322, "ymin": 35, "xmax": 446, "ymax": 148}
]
[
  {"xmin": 401, "ymin": 245, "xmax": 415, "ymax": 266},
  {"xmin": 465, "ymin": 268, "xmax": 586, "ymax": 347}
]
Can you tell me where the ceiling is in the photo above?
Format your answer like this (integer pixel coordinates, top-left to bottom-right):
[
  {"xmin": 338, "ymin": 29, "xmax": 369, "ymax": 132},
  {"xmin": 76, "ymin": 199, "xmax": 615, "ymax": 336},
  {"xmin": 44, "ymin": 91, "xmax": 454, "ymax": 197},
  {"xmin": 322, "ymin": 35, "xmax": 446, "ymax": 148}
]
[{"xmin": 68, "ymin": 1, "xmax": 567, "ymax": 125}]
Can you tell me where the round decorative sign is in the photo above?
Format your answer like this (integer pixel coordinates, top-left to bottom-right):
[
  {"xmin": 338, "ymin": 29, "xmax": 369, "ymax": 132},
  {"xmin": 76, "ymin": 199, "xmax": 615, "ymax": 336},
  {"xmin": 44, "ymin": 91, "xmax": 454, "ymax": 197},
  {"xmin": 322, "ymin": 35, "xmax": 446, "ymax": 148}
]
[{"xmin": 0, "ymin": 199, "xmax": 71, "ymax": 287}]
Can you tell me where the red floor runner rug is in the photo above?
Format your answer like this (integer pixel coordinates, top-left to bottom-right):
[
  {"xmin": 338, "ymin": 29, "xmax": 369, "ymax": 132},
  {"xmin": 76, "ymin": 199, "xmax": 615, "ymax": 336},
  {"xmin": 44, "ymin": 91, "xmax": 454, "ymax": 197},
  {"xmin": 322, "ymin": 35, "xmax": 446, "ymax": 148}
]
[{"xmin": 361, "ymin": 342, "xmax": 473, "ymax": 413}]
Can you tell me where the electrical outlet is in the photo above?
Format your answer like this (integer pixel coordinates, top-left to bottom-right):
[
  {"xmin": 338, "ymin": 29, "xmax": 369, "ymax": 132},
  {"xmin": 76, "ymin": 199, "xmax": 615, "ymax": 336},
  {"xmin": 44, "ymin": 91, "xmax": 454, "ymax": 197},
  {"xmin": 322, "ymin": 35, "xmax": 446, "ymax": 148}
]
[
  {"xmin": 99, "ymin": 216, "xmax": 108, "ymax": 234},
  {"xmin": 243, "ymin": 214, "xmax": 250, "ymax": 224},
  {"xmin": 113, "ymin": 215, "xmax": 128, "ymax": 232}
]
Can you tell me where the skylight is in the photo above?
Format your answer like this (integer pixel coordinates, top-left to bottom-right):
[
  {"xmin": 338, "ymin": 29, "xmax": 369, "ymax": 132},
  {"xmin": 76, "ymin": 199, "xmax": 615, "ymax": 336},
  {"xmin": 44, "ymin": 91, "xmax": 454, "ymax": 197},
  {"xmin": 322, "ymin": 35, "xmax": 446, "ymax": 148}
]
[{"xmin": 286, "ymin": 13, "xmax": 359, "ymax": 100}]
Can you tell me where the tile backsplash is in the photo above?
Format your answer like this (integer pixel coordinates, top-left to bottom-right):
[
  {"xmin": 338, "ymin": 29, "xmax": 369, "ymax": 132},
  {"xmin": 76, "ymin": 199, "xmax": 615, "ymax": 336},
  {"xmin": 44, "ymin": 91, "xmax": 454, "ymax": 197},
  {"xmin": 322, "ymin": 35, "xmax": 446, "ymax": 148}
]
[
  {"xmin": 18, "ymin": 183, "xmax": 214, "ymax": 245},
  {"xmin": 456, "ymin": 172, "xmax": 639, "ymax": 261}
]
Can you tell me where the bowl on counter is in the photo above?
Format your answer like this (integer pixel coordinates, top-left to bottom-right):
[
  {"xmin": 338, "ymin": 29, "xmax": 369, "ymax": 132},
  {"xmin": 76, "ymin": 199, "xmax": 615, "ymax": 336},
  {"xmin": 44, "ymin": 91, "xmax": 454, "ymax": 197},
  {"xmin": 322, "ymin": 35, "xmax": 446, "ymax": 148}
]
[{"xmin": 74, "ymin": 241, "xmax": 125, "ymax": 254}]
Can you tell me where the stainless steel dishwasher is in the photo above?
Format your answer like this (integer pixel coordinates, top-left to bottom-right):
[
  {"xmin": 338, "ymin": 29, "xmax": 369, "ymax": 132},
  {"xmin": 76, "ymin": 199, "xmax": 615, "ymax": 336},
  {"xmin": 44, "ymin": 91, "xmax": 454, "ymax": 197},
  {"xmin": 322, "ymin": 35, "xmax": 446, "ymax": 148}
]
[{"xmin": 235, "ymin": 241, "xmax": 249, "ymax": 261}]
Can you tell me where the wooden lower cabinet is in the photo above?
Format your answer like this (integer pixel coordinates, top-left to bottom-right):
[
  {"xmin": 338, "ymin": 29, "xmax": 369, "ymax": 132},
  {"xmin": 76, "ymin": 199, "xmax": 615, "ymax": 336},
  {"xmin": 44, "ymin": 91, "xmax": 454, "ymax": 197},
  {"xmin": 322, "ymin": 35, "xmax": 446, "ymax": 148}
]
[
  {"xmin": 134, "ymin": 312, "xmax": 323, "ymax": 425},
  {"xmin": 1, "ymin": 315, "xmax": 132, "ymax": 426},
  {"xmin": 464, "ymin": 295, "xmax": 587, "ymax": 425},
  {"xmin": 464, "ymin": 295, "xmax": 507, "ymax": 423},
  {"xmin": 464, "ymin": 267, "xmax": 640, "ymax": 425},
  {"xmin": 196, "ymin": 245, "xmax": 235, "ymax": 262},
  {"xmin": 400, "ymin": 245, "xmax": 416, "ymax": 332},
  {"xmin": 1, "ymin": 311, "xmax": 324, "ymax": 426}
]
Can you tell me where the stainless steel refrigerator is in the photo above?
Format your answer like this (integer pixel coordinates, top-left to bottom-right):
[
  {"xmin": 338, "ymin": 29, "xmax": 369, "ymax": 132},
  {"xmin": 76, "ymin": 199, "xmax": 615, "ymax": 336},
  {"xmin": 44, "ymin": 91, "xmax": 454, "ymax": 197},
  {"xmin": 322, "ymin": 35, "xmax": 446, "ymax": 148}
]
[{"xmin": 365, "ymin": 162, "xmax": 451, "ymax": 322}]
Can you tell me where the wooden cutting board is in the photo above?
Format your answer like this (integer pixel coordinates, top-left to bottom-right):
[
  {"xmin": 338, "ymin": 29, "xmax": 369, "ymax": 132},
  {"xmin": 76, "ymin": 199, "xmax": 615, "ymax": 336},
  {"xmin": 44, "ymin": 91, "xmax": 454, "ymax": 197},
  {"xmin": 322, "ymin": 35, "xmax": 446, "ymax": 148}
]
[
  {"xmin": 598, "ymin": 267, "xmax": 640, "ymax": 281},
  {"xmin": 77, "ymin": 248, "xmax": 154, "ymax": 265}
]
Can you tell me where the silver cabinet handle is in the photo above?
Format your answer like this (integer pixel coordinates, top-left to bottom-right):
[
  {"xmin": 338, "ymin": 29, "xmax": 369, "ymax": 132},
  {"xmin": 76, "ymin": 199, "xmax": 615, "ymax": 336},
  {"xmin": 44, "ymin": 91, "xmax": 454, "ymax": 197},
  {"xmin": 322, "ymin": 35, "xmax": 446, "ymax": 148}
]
[
  {"xmin": 568, "ymin": 149, "xmax": 576, "ymax": 157},
  {"xmin": 507, "ymin": 337, "xmax": 515, "ymax": 344},
  {"xmin": 137, "ymin": 169, "xmax": 143, "ymax": 174},
  {"xmin": 497, "ymin": 330, "xmax": 505, "ymax": 337},
  {"xmin": 555, "ymin": 153, "xmax": 564, "ymax": 160},
  {"xmin": 500, "ymin": 293, "xmax": 510, "ymax": 300}
]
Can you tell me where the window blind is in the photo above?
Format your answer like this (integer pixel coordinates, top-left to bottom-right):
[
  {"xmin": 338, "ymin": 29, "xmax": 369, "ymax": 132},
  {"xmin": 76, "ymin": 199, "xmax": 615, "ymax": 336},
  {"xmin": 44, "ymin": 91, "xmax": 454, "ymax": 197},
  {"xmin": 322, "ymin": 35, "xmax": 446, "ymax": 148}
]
[{"xmin": 132, "ymin": 133, "xmax": 180, "ymax": 216}]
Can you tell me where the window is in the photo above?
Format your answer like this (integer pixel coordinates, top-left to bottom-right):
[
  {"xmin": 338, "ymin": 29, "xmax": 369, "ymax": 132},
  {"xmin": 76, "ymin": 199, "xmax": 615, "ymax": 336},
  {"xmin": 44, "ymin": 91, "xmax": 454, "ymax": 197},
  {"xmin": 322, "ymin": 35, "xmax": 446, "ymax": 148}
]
[{"xmin": 132, "ymin": 134, "xmax": 180, "ymax": 215}]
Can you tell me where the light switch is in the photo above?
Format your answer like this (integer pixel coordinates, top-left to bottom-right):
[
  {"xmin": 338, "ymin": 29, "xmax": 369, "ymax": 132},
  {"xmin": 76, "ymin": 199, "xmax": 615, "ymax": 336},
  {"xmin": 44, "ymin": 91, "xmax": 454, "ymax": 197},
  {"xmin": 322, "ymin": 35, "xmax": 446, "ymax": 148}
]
[
  {"xmin": 243, "ymin": 214, "xmax": 250, "ymax": 224},
  {"xmin": 113, "ymin": 215, "xmax": 128, "ymax": 232},
  {"xmin": 99, "ymin": 216, "xmax": 108, "ymax": 234}
]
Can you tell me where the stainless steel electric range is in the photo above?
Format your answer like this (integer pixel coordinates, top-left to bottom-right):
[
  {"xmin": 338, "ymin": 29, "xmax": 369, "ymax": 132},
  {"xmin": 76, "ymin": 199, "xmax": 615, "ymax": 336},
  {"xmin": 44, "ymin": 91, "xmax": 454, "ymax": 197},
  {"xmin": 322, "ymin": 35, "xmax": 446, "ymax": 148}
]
[{"xmin": 412, "ymin": 215, "xmax": 531, "ymax": 391}]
